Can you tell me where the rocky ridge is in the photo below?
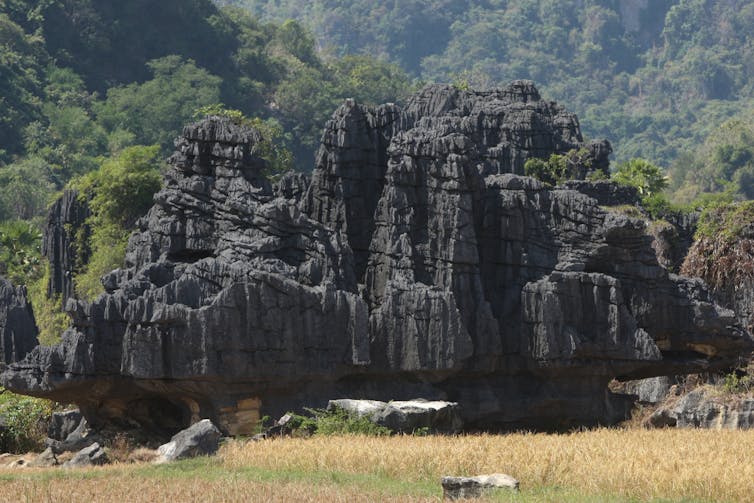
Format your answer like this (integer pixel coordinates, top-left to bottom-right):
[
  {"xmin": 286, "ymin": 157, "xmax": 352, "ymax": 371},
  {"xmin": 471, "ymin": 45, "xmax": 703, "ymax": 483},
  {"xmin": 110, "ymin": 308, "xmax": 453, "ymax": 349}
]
[{"xmin": 1, "ymin": 82, "xmax": 751, "ymax": 435}]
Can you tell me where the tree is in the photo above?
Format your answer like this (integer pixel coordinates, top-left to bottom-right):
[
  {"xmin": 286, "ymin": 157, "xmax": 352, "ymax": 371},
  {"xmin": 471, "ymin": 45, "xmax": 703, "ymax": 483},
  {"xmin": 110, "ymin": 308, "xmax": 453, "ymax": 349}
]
[
  {"xmin": 0, "ymin": 157, "xmax": 55, "ymax": 221},
  {"xmin": 96, "ymin": 56, "xmax": 222, "ymax": 151},
  {"xmin": 70, "ymin": 145, "xmax": 163, "ymax": 300},
  {"xmin": 612, "ymin": 158, "xmax": 669, "ymax": 197},
  {"xmin": 0, "ymin": 220, "xmax": 43, "ymax": 285}
]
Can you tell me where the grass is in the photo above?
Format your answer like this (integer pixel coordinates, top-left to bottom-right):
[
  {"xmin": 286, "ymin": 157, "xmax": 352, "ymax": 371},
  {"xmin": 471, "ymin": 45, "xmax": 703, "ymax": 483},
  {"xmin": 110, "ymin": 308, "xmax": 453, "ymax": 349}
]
[{"xmin": 1, "ymin": 429, "xmax": 753, "ymax": 502}]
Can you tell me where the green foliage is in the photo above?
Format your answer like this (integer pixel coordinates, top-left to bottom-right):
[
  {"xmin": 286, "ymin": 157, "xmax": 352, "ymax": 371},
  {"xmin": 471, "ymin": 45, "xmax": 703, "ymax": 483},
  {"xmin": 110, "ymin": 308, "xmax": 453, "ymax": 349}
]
[
  {"xmin": 723, "ymin": 371, "xmax": 754, "ymax": 395},
  {"xmin": 695, "ymin": 200, "xmax": 754, "ymax": 242},
  {"xmin": 0, "ymin": 12, "xmax": 45, "ymax": 159},
  {"xmin": 306, "ymin": 407, "xmax": 392, "ymax": 436},
  {"xmin": 75, "ymin": 145, "xmax": 162, "ymax": 227},
  {"xmin": 26, "ymin": 264, "xmax": 69, "ymax": 346},
  {"xmin": 280, "ymin": 407, "xmax": 392, "ymax": 437},
  {"xmin": 0, "ymin": 219, "xmax": 43, "ymax": 285},
  {"xmin": 73, "ymin": 222, "xmax": 128, "ymax": 302},
  {"xmin": 0, "ymin": 388, "xmax": 53, "ymax": 453},
  {"xmin": 233, "ymin": 0, "xmax": 754, "ymax": 178},
  {"xmin": 524, "ymin": 149, "xmax": 593, "ymax": 186},
  {"xmin": 668, "ymin": 117, "xmax": 754, "ymax": 203},
  {"xmin": 96, "ymin": 56, "xmax": 223, "ymax": 151},
  {"xmin": 525, "ymin": 155, "xmax": 566, "ymax": 186},
  {"xmin": 69, "ymin": 145, "xmax": 162, "ymax": 300},
  {"xmin": 612, "ymin": 159, "xmax": 669, "ymax": 197}
]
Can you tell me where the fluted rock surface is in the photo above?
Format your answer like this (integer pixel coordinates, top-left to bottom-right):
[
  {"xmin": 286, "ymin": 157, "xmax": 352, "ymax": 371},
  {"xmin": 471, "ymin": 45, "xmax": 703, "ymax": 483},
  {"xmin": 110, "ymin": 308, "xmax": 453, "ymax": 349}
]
[
  {"xmin": 42, "ymin": 190, "xmax": 90, "ymax": 305},
  {"xmin": 2, "ymin": 84, "xmax": 751, "ymax": 435},
  {"xmin": 0, "ymin": 277, "xmax": 39, "ymax": 364}
]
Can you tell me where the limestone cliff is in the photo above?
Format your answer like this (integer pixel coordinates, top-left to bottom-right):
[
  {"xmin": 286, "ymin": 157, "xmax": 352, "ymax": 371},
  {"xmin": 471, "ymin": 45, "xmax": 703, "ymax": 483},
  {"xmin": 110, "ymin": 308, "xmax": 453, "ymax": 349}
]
[
  {"xmin": 0, "ymin": 277, "xmax": 38, "ymax": 364},
  {"xmin": 1, "ymin": 82, "xmax": 750, "ymax": 435}
]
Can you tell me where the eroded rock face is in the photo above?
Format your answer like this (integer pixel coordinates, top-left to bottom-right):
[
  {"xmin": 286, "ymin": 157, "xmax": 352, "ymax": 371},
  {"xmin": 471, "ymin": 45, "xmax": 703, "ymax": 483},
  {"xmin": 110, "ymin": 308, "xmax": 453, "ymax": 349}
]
[
  {"xmin": 649, "ymin": 388, "xmax": 754, "ymax": 429},
  {"xmin": 0, "ymin": 277, "xmax": 39, "ymax": 364},
  {"xmin": 2, "ymin": 84, "xmax": 751, "ymax": 435},
  {"xmin": 42, "ymin": 190, "xmax": 90, "ymax": 305}
]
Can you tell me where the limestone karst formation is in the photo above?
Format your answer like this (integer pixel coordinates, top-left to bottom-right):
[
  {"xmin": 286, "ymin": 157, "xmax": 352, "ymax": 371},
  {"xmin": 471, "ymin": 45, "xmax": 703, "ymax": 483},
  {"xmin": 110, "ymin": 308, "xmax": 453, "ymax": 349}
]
[{"xmin": 1, "ymin": 81, "xmax": 750, "ymax": 435}]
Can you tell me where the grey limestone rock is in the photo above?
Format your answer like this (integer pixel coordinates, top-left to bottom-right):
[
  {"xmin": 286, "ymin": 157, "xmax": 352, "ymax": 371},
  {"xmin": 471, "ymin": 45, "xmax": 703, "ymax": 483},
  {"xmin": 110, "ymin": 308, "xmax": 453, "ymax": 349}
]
[
  {"xmin": 0, "ymin": 277, "xmax": 38, "ymax": 364},
  {"xmin": 621, "ymin": 376, "xmax": 675, "ymax": 404},
  {"xmin": 441, "ymin": 474, "xmax": 520, "ymax": 499},
  {"xmin": 561, "ymin": 180, "xmax": 639, "ymax": 207},
  {"xmin": 47, "ymin": 409, "xmax": 83, "ymax": 442},
  {"xmin": 1, "ymin": 83, "xmax": 751, "ymax": 435},
  {"xmin": 45, "ymin": 416, "xmax": 101, "ymax": 455},
  {"xmin": 63, "ymin": 442, "xmax": 108, "ymax": 468},
  {"xmin": 649, "ymin": 388, "xmax": 754, "ymax": 429},
  {"xmin": 28, "ymin": 447, "xmax": 58, "ymax": 468},
  {"xmin": 42, "ymin": 189, "xmax": 91, "ymax": 305},
  {"xmin": 155, "ymin": 419, "xmax": 221, "ymax": 463}
]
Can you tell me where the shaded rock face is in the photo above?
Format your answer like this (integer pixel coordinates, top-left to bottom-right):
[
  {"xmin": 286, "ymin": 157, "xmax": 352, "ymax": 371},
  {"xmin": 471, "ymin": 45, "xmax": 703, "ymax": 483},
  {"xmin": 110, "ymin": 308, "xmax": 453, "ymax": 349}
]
[
  {"xmin": 1, "ymin": 84, "xmax": 751, "ymax": 435},
  {"xmin": 0, "ymin": 277, "xmax": 39, "ymax": 364},
  {"xmin": 650, "ymin": 211, "xmax": 699, "ymax": 273},
  {"xmin": 42, "ymin": 189, "xmax": 91, "ymax": 305}
]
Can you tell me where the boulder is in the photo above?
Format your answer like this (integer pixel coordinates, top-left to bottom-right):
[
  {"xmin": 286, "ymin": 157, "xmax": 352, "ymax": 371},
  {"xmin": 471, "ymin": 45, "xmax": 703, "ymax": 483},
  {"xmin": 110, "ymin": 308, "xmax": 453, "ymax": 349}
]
[
  {"xmin": 155, "ymin": 419, "xmax": 222, "ymax": 463},
  {"xmin": 28, "ymin": 447, "xmax": 58, "ymax": 467},
  {"xmin": 1, "ymin": 83, "xmax": 751, "ymax": 434},
  {"xmin": 47, "ymin": 409, "xmax": 83, "ymax": 442},
  {"xmin": 621, "ymin": 376, "xmax": 674, "ymax": 404},
  {"xmin": 46, "ymin": 417, "xmax": 101, "ymax": 454},
  {"xmin": 328, "ymin": 399, "xmax": 463, "ymax": 433},
  {"xmin": 441, "ymin": 474, "xmax": 520, "ymax": 499},
  {"xmin": 63, "ymin": 442, "xmax": 108, "ymax": 468}
]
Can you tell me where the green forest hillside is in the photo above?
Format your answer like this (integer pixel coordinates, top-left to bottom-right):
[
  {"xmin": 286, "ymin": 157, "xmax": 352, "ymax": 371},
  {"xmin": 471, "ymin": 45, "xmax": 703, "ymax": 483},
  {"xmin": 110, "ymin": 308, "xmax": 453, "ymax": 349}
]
[{"xmin": 225, "ymin": 0, "xmax": 754, "ymax": 203}]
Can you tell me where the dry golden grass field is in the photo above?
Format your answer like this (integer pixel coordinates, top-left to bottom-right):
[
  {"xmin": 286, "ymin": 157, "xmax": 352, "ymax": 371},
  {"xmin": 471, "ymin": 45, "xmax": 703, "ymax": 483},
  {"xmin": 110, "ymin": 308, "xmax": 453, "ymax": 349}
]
[{"xmin": 1, "ymin": 428, "xmax": 753, "ymax": 502}]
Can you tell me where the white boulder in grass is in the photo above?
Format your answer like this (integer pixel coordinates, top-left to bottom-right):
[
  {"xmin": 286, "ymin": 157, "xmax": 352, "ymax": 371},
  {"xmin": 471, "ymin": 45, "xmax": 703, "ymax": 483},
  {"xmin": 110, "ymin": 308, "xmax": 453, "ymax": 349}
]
[
  {"xmin": 155, "ymin": 419, "xmax": 222, "ymax": 463},
  {"xmin": 441, "ymin": 474, "xmax": 520, "ymax": 500}
]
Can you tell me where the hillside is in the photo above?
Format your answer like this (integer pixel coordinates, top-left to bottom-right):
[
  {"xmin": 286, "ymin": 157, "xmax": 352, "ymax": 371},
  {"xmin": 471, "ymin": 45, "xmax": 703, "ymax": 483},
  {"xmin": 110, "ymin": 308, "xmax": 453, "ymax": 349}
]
[
  {"xmin": 0, "ymin": 0, "xmax": 414, "ymax": 200},
  {"xmin": 225, "ymin": 0, "xmax": 754, "ymax": 201}
]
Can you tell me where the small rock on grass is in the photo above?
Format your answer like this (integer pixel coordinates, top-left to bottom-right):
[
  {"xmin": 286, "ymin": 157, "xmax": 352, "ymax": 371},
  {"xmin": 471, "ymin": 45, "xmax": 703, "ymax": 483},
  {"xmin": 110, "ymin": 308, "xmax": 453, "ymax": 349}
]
[
  {"xmin": 63, "ymin": 442, "xmax": 108, "ymax": 468},
  {"xmin": 28, "ymin": 447, "xmax": 58, "ymax": 467},
  {"xmin": 441, "ymin": 473, "xmax": 520, "ymax": 500}
]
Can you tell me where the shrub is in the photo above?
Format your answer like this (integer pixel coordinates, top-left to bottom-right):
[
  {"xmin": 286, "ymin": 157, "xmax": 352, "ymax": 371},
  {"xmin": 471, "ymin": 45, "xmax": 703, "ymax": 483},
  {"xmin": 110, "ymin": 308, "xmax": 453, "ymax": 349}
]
[
  {"xmin": 612, "ymin": 158, "xmax": 668, "ymax": 197},
  {"xmin": 306, "ymin": 407, "xmax": 392, "ymax": 436},
  {"xmin": 0, "ymin": 388, "xmax": 54, "ymax": 453},
  {"xmin": 524, "ymin": 148, "xmax": 595, "ymax": 186},
  {"xmin": 723, "ymin": 371, "xmax": 753, "ymax": 394},
  {"xmin": 524, "ymin": 154, "xmax": 567, "ymax": 186},
  {"xmin": 276, "ymin": 407, "xmax": 393, "ymax": 437},
  {"xmin": 26, "ymin": 264, "xmax": 69, "ymax": 345}
]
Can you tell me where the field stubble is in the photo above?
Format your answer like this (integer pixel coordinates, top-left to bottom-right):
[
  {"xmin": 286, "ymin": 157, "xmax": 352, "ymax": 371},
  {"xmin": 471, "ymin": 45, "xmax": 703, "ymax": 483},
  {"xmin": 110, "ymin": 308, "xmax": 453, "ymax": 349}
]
[{"xmin": 1, "ymin": 428, "xmax": 753, "ymax": 502}]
